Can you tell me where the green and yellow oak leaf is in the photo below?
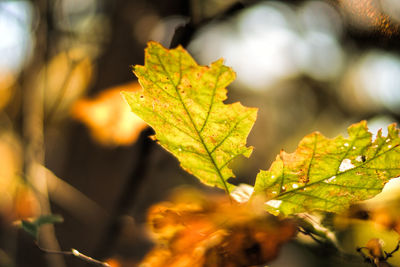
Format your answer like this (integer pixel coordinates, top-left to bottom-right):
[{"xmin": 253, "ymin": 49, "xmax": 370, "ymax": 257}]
[
  {"xmin": 254, "ymin": 121, "xmax": 400, "ymax": 215},
  {"xmin": 123, "ymin": 42, "xmax": 257, "ymax": 193}
]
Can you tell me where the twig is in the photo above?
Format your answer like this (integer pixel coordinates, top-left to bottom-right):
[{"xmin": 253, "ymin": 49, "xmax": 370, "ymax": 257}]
[
  {"xmin": 356, "ymin": 246, "xmax": 374, "ymax": 265},
  {"xmin": 298, "ymin": 227, "xmax": 324, "ymax": 245},
  {"xmin": 384, "ymin": 240, "xmax": 400, "ymax": 259},
  {"xmin": 42, "ymin": 165, "xmax": 107, "ymax": 225},
  {"xmin": 37, "ymin": 243, "xmax": 110, "ymax": 266},
  {"xmin": 357, "ymin": 240, "xmax": 400, "ymax": 266},
  {"xmin": 93, "ymin": 128, "xmax": 155, "ymax": 258},
  {"xmin": 71, "ymin": 249, "xmax": 110, "ymax": 266}
]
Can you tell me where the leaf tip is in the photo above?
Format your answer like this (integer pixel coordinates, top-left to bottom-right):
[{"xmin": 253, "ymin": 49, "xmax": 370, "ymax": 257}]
[{"xmin": 244, "ymin": 145, "xmax": 254, "ymax": 158}]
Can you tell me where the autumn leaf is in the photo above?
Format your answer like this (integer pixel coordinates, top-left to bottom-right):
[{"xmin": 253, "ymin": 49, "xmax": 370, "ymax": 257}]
[
  {"xmin": 123, "ymin": 42, "xmax": 257, "ymax": 193},
  {"xmin": 253, "ymin": 121, "xmax": 400, "ymax": 215},
  {"xmin": 72, "ymin": 82, "xmax": 147, "ymax": 146},
  {"xmin": 140, "ymin": 189, "xmax": 296, "ymax": 267}
]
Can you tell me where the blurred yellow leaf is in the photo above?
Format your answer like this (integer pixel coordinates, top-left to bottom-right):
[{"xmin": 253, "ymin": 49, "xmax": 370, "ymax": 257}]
[
  {"xmin": 140, "ymin": 189, "xmax": 297, "ymax": 267},
  {"xmin": 35, "ymin": 48, "xmax": 93, "ymax": 119},
  {"xmin": 71, "ymin": 82, "xmax": 147, "ymax": 146}
]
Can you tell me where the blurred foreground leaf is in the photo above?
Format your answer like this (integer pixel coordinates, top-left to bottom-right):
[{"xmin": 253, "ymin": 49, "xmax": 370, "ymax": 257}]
[
  {"xmin": 123, "ymin": 42, "xmax": 257, "ymax": 192},
  {"xmin": 254, "ymin": 121, "xmax": 400, "ymax": 215},
  {"xmin": 0, "ymin": 131, "xmax": 39, "ymax": 222},
  {"xmin": 140, "ymin": 189, "xmax": 296, "ymax": 267}
]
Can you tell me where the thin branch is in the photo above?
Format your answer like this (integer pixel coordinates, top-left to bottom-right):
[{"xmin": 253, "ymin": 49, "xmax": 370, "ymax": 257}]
[
  {"xmin": 37, "ymin": 243, "xmax": 110, "ymax": 266},
  {"xmin": 22, "ymin": 0, "xmax": 65, "ymax": 266},
  {"xmin": 384, "ymin": 240, "xmax": 400, "ymax": 260},
  {"xmin": 298, "ymin": 227, "xmax": 324, "ymax": 245},
  {"xmin": 42, "ymin": 165, "xmax": 108, "ymax": 225}
]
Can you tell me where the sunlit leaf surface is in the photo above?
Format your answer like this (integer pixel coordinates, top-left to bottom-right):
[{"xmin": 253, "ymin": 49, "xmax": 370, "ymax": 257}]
[
  {"xmin": 254, "ymin": 121, "xmax": 400, "ymax": 215},
  {"xmin": 123, "ymin": 42, "xmax": 257, "ymax": 192},
  {"xmin": 140, "ymin": 189, "xmax": 296, "ymax": 267}
]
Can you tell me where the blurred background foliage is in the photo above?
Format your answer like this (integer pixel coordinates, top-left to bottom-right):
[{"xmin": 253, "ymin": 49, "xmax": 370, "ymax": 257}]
[{"xmin": 1, "ymin": 0, "xmax": 400, "ymax": 266}]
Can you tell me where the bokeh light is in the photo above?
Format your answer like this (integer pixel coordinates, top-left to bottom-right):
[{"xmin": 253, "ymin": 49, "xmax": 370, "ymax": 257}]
[
  {"xmin": 0, "ymin": 1, "xmax": 33, "ymax": 73},
  {"xmin": 380, "ymin": 0, "xmax": 400, "ymax": 23},
  {"xmin": 189, "ymin": 1, "xmax": 344, "ymax": 90},
  {"xmin": 342, "ymin": 50, "xmax": 400, "ymax": 113}
]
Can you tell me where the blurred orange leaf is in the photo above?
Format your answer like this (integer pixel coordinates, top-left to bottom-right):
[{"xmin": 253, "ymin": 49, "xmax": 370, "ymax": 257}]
[
  {"xmin": 71, "ymin": 82, "xmax": 147, "ymax": 146},
  {"xmin": 140, "ymin": 189, "xmax": 297, "ymax": 267},
  {"xmin": 0, "ymin": 131, "xmax": 39, "ymax": 221}
]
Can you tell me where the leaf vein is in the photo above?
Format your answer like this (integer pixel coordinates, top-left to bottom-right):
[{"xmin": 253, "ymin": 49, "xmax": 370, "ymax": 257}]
[
  {"xmin": 210, "ymin": 112, "xmax": 252, "ymax": 154},
  {"xmin": 199, "ymin": 67, "xmax": 223, "ymax": 133}
]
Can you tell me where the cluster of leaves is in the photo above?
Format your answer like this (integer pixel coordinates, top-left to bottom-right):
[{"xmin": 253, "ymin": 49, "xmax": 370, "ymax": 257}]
[
  {"xmin": 140, "ymin": 189, "xmax": 296, "ymax": 267},
  {"xmin": 122, "ymin": 42, "xmax": 400, "ymax": 266},
  {"xmin": 123, "ymin": 41, "xmax": 400, "ymax": 215}
]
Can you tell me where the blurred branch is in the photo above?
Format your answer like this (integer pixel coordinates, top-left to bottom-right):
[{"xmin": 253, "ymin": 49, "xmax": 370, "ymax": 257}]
[
  {"xmin": 170, "ymin": 1, "xmax": 244, "ymax": 47},
  {"xmin": 22, "ymin": 0, "xmax": 65, "ymax": 266},
  {"xmin": 44, "ymin": 57, "xmax": 80, "ymax": 124},
  {"xmin": 93, "ymin": 128, "xmax": 155, "ymax": 259},
  {"xmin": 42, "ymin": 165, "xmax": 108, "ymax": 225}
]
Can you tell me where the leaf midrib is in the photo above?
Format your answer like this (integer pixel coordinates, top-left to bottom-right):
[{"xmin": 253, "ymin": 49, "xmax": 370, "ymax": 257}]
[{"xmin": 154, "ymin": 51, "xmax": 232, "ymax": 194}]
